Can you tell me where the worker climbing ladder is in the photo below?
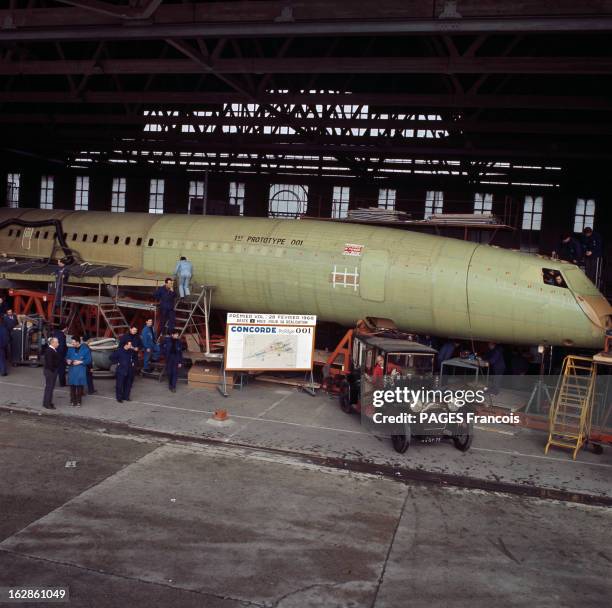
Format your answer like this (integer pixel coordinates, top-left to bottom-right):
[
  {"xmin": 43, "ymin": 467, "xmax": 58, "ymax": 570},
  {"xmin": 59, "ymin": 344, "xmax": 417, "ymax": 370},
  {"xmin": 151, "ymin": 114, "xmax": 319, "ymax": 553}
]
[{"xmin": 545, "ymin": 355, "xmax": 596, "ymax": 459}]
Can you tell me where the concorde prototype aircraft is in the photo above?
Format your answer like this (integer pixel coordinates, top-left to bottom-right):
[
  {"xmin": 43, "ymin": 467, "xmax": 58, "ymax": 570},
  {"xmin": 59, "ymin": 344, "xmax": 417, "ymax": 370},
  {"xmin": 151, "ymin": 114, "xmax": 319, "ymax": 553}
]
[{"xmin": 0, "ymin": 208, "xmax": 609, "ymax": 348}]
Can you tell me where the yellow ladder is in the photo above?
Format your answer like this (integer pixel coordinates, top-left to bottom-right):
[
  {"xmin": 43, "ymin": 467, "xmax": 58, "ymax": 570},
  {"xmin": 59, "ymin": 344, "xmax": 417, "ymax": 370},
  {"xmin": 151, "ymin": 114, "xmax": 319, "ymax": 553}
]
[{"xmin": 545, "ymin": 355, "xmax": 595, "ymax": 460}]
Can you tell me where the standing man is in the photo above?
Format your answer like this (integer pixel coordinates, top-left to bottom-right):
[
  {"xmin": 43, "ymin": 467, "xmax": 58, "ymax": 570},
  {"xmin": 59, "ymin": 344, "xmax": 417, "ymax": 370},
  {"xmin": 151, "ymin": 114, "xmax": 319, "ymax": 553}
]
[
  {"xmin": 3, "ymin": 308, "xmax": 18, "ymax": 365},
  {"xmin": 119, "ymin": 326, "xmax": 142, "ymax": 394},
  {"xmin": 163, "ymin": 330, "xmax": 183, "ymax": 393},
  {"xmin": 66, "ymin": 336, "xmax": 91, "ymax": 407},
  {"xmin": 0, "ymin": 319, "xmax": 8, "ymax": 376},
  {"xmin": 42, "ymin": 337, "xmax": 61, "ymax": 410},
  {"xmin": 581, "ymin": 227, "xmax": 604, "ymax": 285},
  {"xmin": 153, "ymin": 278, "xmax": 177, "ymax": 335},
  {"xmin": 51, "ymin": 324, "xmax": 68, "ymax": 387},
  {"xmin": 110, "ymin": 341, "xmax": 136, "ymax": 403},
  {"xmin": 0, "ymin": 296, "xmax": 7, "ymax": 316},
  {"xmin": 174, "ymin": 256, "xmax": 194, "ymax": 299},
  {"xmin": 53, "ymin": 258, "xmax": 71, "ymax": 318},
  {"xmin": 141, "ymin": 318, "xmax": 160, "ymax": 373},
  {"xmin": 556, "ymin": 234, "xmax": 582, "ymax": 264}
]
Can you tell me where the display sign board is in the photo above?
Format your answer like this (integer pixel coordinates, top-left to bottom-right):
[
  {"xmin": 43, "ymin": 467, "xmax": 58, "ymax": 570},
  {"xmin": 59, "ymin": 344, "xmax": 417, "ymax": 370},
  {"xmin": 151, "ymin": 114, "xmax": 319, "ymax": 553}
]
[{"xmin": 225, "ymin": 313, "xmax": 317, "ymax": 372}]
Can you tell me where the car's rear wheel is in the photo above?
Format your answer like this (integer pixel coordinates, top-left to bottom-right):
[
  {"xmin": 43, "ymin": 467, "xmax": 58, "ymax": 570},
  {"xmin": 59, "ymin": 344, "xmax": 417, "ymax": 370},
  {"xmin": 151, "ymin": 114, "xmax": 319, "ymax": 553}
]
[
  {"xmin": 339, "ymin": 382, "xmax": 353, "ymax": 414},
  {"xmin": 453, "ymin": 429, "xmax": 473, "ymax": 452},
  {"xmin": 391, "ymin": 433, "xmax": 410, "ymax": 453}
]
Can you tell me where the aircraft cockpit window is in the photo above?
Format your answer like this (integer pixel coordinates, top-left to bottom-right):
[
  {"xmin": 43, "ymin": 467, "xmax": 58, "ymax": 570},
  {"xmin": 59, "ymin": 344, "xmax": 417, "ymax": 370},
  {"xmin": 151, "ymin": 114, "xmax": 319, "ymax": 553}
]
[
  {"xmin": 92, "ymin": 235, "xmax": 98, "ymax": 243},
  {"xmin": 113, "ymin": 236, "xmax": 120, "ymax": 245},
  {"xmin": 125, "ymin": 237, "xmax": 131, "ymax": 245},
  {"xmin": 82, "ymin": 234, "xmax": 87, "ymax": 242},
  {"xmin": 103, "ymin": 235, "xmax": 109, "ymax": 244},
  {"xmin": 148, "ymin": 238, "xmax": 154, "ymax": 247},
  {"xmin": 542, "ymin": 268, "xmax": 567, "ymax": 288},
  {"xmin": 136, "ymin": 237, "xmax": 142, "ymax": 247}
]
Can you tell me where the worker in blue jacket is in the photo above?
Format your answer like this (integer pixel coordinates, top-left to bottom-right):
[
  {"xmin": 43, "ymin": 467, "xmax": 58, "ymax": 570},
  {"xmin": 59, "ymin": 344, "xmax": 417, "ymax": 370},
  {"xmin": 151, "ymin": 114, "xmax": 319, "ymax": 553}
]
[
  {"xmin": 163, "ymin": 330, "xmax": 183, "ymax": 393},
  {"xmin": 0, "ymin": 319, "xmax": 9, "ymax": 376},
  {"xmin": 51, "ymin": 325, "xmax": 68, "ymax": 387},
  {"xmin": 141, "ymin": 318, "xmax": 160, "ymax": 372},
  {"xmin": 153, "ymin": 278, "xmax": 177, "ymax": 335},
  {"xmin": 66, "ymin": 336, "xmax": 91, "ymax": 407},
  {"xmin": 174, "ymin": 256, "xmax": 194, "ymax": 298},
  {"xmin": 110, "ymin": 341, "xmax": 136, "ymax": 403}
]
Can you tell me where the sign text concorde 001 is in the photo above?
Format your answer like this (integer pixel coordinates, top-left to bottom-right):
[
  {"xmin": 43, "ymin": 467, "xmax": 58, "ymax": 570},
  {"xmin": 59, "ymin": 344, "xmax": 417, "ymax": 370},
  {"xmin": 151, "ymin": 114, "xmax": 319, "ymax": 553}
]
[{"xmin": 225, "ymin": 313, "xmax": 317, "ymax": 372}]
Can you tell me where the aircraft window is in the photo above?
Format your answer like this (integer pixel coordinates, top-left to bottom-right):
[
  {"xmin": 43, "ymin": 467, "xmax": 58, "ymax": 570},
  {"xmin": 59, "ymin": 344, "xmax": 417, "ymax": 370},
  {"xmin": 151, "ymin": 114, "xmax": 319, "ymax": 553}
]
[
  {"xmin": 35, "ymin": 231, "xmax": 40, "ymax": 238},
  {"xmin": 8, "ymin": 229, "xmax": 13, "ymax": 236},
  {"xmin": 93, "ymin": 235, "xmax": 98, "ymax": 243},
  {"xmin": 148, "ymin": 238, "xmax": 154, "ymax": 247},
  {"xmin": 136, "ymin": 237, "xmax": 142, "ymax": 247},
  {"xmin": 44, "ymin": 231, "xmax": 49, "ymax": 239},
  {"xmin": 542, "ymin": 268, "xmax": 567, "ymax": 288},
  {"xmin": 103, "ymin": 235, "xmax": 109, "ymax": 244},
  {"xmin": 82, "ymin": 234, "xmax": 87, "ymax": 242},
  {"xmin": 114, "ymin": 236, "xmax": 120, "ymax": 245},
  {"xmin": 16, "ymin": 230, "xmax": 21, "ymax": 237},
  {"xmin": 125, "ymin": 237, "xmax": 131, "ymax": 245},
  {"xmin": 63, "ymin": 233, "xmax": 67, "ymax": 240}
]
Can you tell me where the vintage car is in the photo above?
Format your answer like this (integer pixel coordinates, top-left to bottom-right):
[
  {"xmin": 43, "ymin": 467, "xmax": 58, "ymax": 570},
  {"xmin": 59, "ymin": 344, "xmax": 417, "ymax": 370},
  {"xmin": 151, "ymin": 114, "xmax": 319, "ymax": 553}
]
[{"xmin": 339, "ymin": 334, "xmax": 473, "ymax": 454}]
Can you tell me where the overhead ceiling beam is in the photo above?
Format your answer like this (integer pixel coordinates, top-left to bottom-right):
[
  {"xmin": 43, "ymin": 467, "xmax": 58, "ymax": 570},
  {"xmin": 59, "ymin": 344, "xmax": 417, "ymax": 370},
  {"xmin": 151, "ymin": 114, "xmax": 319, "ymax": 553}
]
[
  {"xmin": 0, "ymin": 91, "xmax": 609, "ymax": 112},
  {"xmin": 3, "ymin": 56, "xmax": 612, "ymax": 75},
  {"xmin": 53, "ymin": 0, "xmax": 163, "ymax": 20},
  {"xmin": 1, "ymin": 112, "xmax": 609, "ymax": 135}
]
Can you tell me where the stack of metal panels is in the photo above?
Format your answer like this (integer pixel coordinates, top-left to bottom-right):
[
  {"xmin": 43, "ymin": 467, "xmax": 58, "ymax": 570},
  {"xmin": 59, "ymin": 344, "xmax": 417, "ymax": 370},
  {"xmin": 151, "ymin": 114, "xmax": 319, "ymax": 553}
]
[
  {"xmin": 347, "ymin": 207, "xmax": 411, "ymax": 222},
  {"xmin": 428, "ymin": 213, "xmax": 498, "ymax": 225}
]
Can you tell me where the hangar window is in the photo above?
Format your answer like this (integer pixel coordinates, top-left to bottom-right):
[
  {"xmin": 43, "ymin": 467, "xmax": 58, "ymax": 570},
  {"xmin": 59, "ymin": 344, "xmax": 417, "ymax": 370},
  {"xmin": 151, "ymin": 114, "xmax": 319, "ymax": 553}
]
[
  {"xmin": 125, "ymin": 237, "xmax": 131, "ymax": 245},
  {"xmin": 148, "ymin": 238, "xmax": 155, "ymax": 247},
  {"xmin": 189, "ymin": 180, "xmax": 206, "ymax": 214},
  {"xmin": 573, "ymin": 198, "xmax": 595, "ymax": 233},
  {"xmin": 82, "ymin": 234, "xmax": 87, "ymax": 242},
  {"xmin": 522, "ymin": 196, "xmax": 543, "ymax": 231},
  {"xmin": 332, "ymin": 186, "xmax": 350, "ymax": 219},
  {"xmin": 425, "ymin": 190, "xmax": 444, "ymax": 219},
  {"xmin": 542, "ymin": 268, "xmax": 567, "ymax": 288},
  {"xmin": 474, "ymin": 193, "xmax": 493, "ymax": 214},
  {"xmin": 40, "ymin": 175, "xmax": 54, "ymax": 210},
  {"xmin": 7, "ymin": 173, "xmax": 20, "ymax": 208},
  {"xmin": 136, "ymin": 237, "xmax": 142, "ymax": 246},
  {"xmin": 114, "ymin": 236, "xmax": 120, "ymax": 245},
  {"xmin": 103, "ymin": 235, "xmax": 109, "ymax": 244},
  {"xmin": 93, "ymin": 235, "xmax": 98, "ymax": 243},
  {"xmin": 378, "ymin": 189, "xmax": 396, "ymax": 210},
  {"xmin": 111, "ymin": 177, "xmax": 126, "ymax": 213},
  {"xmin": 74, "ymin": 175, "xmax": 89, "ymax": 211},
  {"xmin": 148, "ymin": 178, "xmax": 165, "ymax": 214},
  {"xmin": 229, "ymin": 181, "xmax": 245, "ymax": 215},
  {"xmin": 268, "ymin": 184, "xmax": 308, "ymax": 218}
]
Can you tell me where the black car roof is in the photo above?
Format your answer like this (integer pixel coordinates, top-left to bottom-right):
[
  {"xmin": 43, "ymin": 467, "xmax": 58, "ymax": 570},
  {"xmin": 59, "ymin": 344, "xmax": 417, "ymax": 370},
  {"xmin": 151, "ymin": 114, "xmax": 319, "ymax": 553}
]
[{"xmin": 357, "ymin": 335, "xmax": 438, "ymax": 355}]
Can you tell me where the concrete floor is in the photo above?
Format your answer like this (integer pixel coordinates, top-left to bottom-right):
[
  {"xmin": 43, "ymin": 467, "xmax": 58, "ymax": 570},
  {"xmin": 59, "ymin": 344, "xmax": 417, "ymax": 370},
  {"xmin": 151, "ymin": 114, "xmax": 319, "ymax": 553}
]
[
  {"xmin": 0, "ymin": 367, "xmax": 611, "ymax": 500},
  {"xmin": 1, "ymin": 414, "xmax": 611, "ymax": 608}
]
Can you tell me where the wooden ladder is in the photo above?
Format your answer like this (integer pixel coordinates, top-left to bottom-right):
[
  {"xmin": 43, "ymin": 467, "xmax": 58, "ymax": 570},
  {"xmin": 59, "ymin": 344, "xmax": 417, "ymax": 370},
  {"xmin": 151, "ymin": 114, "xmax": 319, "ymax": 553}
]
[{"xmin": 545, "ymin": 355, "xmax": 596, "ymax": 460}]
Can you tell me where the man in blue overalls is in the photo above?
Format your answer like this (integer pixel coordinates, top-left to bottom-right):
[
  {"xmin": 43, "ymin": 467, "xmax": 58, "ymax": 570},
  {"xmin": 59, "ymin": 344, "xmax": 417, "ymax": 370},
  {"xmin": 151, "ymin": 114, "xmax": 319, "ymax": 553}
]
[
  {"xmin": 163, "ymin": 330, "xmax": 183, "ymax": 393},
  {"xmin": 153, "ymin": 278, "xmax": 177, "ymax": 335},
  {"xmin": 174, "ymin": 256, "xmax": 193, "ymax": 299},
  {"xmin": 141, "ymin": 318, "xmax": 160, "ymax": 373},
  {"xmin": 110, "ymin": 341, "xmax": 135, "ymax": 403}
]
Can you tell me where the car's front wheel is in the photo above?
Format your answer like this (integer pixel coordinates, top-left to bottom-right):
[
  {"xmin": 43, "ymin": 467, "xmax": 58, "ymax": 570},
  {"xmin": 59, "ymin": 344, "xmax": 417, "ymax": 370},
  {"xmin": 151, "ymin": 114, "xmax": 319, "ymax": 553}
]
[
  {"xmin": 339, "ymin": 381, "xmax": 353, "ymax": 414},
  {"xmin": 391, "ymin": 433, "xmax": 410, "ymax": 453},
  {"xmin": 453, "ymin": 428, "xmax": 473, "ymax": 452}
]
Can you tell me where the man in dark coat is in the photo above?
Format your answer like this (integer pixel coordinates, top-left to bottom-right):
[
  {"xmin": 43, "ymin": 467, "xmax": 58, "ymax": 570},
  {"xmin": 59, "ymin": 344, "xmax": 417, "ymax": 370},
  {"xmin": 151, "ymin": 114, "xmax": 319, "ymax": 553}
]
[
  {"xmin": 3, "ymin": 308, "xmax": 18, "ymax": 365},
  {"xmin": 163, "ymin": 330, "xmax": 183, "ymax": 393},
  {"xmin": 581, "ymin": 227, "xmax": 604, "ymax": 285},
  {"xmin": 53, "ymin": 258, "xmax": 71, "ymax": 315},
  {"xmin": 0, "ymin": 320, "xmax": 9, "ymax": 376},
  {"xmin": 42, "ymin": 337, "xmax": 62, "ymax": 409},
  {"xmin": 51, "ymin": 324, "xmax": 68, "ymax": 387},
  {"xmin": 119, "ymin": 326, "xmax": 142, "ymax": 394},
  {"xmin": 110, "ymin": 341, "xmax": 135, "ymax": 403},
  {"xmin": 557, "ymin": 234, "xmax": 582, "ymax": 264},
  {"xmin": 153, "ymin": 278, "xmax": 177, "ymax": 335}
]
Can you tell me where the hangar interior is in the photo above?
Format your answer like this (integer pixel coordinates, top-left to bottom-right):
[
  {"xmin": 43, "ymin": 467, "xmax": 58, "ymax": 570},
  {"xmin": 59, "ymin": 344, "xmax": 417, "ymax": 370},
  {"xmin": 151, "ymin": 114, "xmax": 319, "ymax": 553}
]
[{"xmin": 1, "ymin": 0, "xmax": 611, "ymax": 295}]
